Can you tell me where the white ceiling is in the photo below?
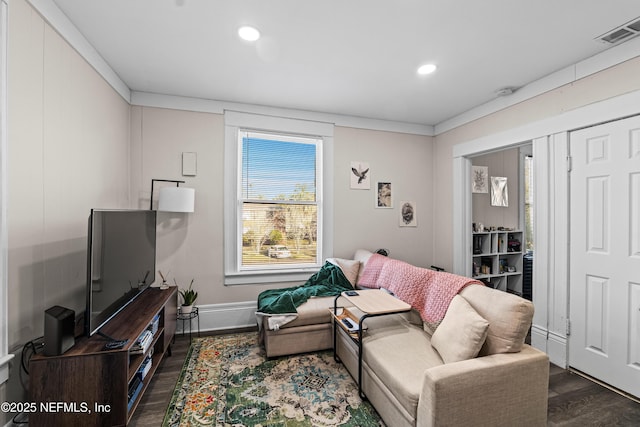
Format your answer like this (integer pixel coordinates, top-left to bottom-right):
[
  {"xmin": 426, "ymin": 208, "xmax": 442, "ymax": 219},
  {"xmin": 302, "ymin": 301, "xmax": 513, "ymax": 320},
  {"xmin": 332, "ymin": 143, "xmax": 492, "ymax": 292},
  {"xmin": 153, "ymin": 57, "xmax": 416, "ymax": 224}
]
[{"xmin": 50, "ymin": 0, "xmax": 640, "ymax": 128}]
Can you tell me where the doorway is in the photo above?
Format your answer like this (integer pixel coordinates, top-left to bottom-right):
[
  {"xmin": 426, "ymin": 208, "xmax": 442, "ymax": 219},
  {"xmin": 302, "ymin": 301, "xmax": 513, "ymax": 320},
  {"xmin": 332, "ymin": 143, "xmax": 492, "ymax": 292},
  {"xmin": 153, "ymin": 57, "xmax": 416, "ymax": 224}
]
[
  {"xmin": 469, "ymin": 144, "xmax": 533, "ymax": 300},
  {"xmin": 452, "ymin": 89, "xmax": 640, "ymax": 370}
]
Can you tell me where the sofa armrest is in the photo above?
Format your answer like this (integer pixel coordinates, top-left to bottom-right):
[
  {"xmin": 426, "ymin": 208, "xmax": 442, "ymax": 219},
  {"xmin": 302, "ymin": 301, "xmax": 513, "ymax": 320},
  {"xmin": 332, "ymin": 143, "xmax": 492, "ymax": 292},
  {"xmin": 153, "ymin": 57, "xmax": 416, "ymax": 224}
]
[{"xmin": 417, "ymin": 345, "xmax": 549, "ymax": 427}]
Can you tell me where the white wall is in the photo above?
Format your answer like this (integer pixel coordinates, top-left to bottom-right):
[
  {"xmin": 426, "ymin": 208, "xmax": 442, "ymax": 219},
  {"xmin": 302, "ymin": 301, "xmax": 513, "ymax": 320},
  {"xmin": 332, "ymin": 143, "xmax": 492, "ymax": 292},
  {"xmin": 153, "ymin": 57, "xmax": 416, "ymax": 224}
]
[
  {"xmin": 333, "ymin": 126, "xmax": 434, "ymax": 266},
  {"xmin": 471, "ymin": 148, "xmax": 520, "ymax": 230},
  {"xmin": 4, "ymin": 0, "xmax": 130, "ymax": 420},
  {"xmin": 129, "ymin": 107, "xmax": 434, "ymax": 307}
]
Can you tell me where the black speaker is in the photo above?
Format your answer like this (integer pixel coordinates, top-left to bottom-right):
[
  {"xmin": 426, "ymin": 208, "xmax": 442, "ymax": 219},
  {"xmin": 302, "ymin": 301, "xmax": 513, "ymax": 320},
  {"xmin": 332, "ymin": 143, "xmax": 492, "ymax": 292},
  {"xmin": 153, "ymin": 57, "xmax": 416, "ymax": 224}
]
[{"xmin": 44, "ymin": 306, "xmax": 75, "ymax": 356}]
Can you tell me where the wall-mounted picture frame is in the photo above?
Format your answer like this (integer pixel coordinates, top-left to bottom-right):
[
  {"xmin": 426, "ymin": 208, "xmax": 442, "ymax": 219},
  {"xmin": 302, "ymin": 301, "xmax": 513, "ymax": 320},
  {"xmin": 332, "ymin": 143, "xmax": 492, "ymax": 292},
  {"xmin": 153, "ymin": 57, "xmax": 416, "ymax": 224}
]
[
  {"xmin": 472, "ymin": 166, "xmax": 489, "ymax": 193},
  {"xmin": 491, "ymin": 176, "xmax": 509, "ymax": 207},
  {"xmin": 350, "ymin": 161, "xmax": 370, "ymax": 189},
  {"xmin": 399, "ymin": 201, "xmax": 417, "ymax": 227},
  {"xmin": 376, "ymin": 181, "xmax": 392, "ymax": 208}
]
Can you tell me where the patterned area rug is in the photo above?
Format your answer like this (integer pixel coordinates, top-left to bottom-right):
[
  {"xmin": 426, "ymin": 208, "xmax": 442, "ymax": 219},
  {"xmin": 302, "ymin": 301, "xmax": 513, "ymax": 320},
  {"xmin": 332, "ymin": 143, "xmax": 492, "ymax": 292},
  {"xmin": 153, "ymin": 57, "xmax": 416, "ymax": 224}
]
[{"xmin": 162, "ymin": 332, "xmax": 383, "ymax": 426}]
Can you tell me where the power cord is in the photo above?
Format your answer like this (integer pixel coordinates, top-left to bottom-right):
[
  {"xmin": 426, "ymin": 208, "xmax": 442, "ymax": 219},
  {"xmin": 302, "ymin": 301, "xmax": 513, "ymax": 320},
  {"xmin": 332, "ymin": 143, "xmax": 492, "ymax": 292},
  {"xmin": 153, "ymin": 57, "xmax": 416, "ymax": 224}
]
[
  {"xmin": 12, "ymin": 336, "xmax": 44, "ymax": 425},
  {"xmin": 21, "ymin": 337, "xmax": 43, "ymax": 376}
]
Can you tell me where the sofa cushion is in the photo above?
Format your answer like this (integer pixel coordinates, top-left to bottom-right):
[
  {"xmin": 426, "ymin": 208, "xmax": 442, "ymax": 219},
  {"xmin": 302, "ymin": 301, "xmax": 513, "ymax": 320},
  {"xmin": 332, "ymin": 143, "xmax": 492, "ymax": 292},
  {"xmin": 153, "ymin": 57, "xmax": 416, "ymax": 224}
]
[
  {"xmin": 431, "ymin": 295, "xmax": 489, "ymax": 363},
  {"xmin": 272, "ymin": 296, "xmax": 334, "ymax": 328},
  {"xmin": 353, "ymin": 249, "xmax": 374, "ymax": 282},
  {"xmin": 363, "ymin": 322, "xmax": 443, "ymax": 417},
  {"xmin": 327, "ymin": 258, "xmax": 360, "ymax": 287},
  {"xmin": 460, "ymin": 284, "xmax": 533, "ymax": 355}
]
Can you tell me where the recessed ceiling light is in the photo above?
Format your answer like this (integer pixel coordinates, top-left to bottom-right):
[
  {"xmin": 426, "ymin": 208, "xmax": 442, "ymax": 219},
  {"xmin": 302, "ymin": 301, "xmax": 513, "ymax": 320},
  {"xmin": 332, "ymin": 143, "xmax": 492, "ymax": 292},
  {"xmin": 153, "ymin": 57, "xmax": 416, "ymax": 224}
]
[
  {"xmin": 238, "ymin": 26, "xmax": 261, "ymax": 42},
  {"xmin": 417, "ymin": 63, "xmax": 437, "ymax": 75}
]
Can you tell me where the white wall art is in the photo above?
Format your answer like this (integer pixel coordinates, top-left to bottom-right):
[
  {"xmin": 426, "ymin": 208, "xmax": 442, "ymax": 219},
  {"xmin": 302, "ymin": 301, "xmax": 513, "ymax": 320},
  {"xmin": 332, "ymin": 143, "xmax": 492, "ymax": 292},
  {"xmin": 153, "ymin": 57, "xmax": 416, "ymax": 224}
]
[
  {"xmin": 350, "ymin": 161, "xmax": 370, "ymax": 189},
  {"xmin": 472, "ymin": 166, "xmax": 489, "ymax": 193},
  {"xmin": 490, "ymin": 176, "xmax": 509, "ymax": 207},
  {"xmin": 399, "ymin": 201, "xmax": 417, "ymax": 227},
  {"xmin": 376, "ymin": 181, "xmax": 392, "ymax": 208}
]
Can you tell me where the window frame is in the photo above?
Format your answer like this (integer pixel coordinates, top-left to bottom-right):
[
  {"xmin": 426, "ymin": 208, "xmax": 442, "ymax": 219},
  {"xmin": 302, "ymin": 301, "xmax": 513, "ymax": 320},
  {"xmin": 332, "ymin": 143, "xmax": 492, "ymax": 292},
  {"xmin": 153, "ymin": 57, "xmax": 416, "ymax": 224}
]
[
  {"xmin": 0, "ymin": 0, "xmax": 12, "ymax": 384},
  {"xmin": 237, "ymin": 130, "xmax": 322, "ymax": 272},
  {"xmin": 224, "ymin": 111, "xmax": 334, "ymax": 285}
]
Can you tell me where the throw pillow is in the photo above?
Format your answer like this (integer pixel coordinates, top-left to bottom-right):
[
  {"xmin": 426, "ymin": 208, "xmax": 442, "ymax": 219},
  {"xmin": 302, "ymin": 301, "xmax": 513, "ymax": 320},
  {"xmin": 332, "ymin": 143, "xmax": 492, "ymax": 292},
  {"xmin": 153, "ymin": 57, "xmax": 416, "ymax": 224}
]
[
  {"xmin": 459, "ymin": 284, "xmax": 534, "ymax": 355},
  {"xmin": 353, "ymin": 249, "xmax": 373, "ymax": 283},
  {"xmin": 327, "ymin": 258, "xmax": 361, "ymax": 287},
  {"xmin": 431, "ymin": 295, "xmax": 489, "ymax": 364}
]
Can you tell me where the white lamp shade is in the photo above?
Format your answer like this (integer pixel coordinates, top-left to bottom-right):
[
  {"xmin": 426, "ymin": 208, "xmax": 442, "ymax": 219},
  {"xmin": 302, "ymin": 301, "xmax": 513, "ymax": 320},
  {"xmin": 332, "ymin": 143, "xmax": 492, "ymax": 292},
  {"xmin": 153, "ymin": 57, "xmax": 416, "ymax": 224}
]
[{"xmin": 158, "ymin": 187, "xmax": 195, "ymax": 212}]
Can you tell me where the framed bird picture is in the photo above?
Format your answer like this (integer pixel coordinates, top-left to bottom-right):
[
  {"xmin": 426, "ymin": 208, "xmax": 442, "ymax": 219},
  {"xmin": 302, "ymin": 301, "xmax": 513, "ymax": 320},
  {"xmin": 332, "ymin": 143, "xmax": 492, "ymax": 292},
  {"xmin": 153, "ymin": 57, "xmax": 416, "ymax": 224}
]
[{"xmin": 350, "ymin": 161, "xmax": 370, "ymax": 189}]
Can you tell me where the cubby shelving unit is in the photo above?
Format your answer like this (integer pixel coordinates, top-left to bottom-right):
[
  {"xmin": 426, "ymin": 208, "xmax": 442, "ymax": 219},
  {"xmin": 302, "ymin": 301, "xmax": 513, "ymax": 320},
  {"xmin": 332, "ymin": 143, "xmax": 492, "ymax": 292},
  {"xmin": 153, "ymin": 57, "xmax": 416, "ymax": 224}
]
[{"xmin": 472, "ymin": 230, "xmax": 524, "ymax": 296}]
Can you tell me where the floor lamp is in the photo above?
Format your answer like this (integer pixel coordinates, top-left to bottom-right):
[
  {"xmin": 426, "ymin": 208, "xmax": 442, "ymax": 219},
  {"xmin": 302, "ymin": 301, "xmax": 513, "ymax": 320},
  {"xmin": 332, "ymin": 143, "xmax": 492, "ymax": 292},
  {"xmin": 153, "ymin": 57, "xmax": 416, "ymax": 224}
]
[{"xmin": 150, "ymin": 179, "xmax": 195, "ymax": 212}]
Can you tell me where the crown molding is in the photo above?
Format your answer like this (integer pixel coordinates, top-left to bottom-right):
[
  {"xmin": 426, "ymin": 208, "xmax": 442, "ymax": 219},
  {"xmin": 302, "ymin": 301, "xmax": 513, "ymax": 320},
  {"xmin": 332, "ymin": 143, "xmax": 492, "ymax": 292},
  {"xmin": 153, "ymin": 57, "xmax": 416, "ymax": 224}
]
[
  {"xmin": 131, "ymin": 92, "xmax": 435, "ymax": 136},
  {"xmin": 436, "ymin": 36, "xmax": 640, "ymax": 135}
]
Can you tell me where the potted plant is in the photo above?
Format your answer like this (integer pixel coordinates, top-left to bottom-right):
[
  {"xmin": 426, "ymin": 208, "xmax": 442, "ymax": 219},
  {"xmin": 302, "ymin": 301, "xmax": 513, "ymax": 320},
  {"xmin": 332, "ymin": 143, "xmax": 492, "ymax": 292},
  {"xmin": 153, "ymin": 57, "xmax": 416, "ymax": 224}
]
[{"xmin": 178, "ymin": 279, "xmax": 198, "ymax": 314}]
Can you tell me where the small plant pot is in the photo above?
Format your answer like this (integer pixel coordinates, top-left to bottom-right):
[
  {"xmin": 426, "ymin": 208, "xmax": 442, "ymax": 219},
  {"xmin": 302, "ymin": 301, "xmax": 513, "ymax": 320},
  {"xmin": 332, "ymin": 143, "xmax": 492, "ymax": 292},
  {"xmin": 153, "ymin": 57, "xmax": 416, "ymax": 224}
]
[{"xmin": 181, "ymin": 304, "xmax": 194, "ymax": 315}]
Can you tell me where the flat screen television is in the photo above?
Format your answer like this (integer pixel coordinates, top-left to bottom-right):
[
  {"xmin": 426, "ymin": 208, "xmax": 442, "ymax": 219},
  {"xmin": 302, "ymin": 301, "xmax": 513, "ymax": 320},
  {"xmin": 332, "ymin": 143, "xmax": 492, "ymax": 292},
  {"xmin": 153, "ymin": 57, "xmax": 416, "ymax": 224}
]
[{"xmin": 85, "ymin": 209, "xmax": 157, "ymax": 337}]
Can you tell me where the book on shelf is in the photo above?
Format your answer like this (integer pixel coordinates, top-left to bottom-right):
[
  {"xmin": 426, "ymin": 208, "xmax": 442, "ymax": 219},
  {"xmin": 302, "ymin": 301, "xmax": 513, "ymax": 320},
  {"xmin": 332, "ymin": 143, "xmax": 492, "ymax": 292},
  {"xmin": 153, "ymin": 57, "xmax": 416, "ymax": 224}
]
[
  {"xmin": 131, "ymin": 330, "xmax": 153, "ymax": 355},
  {"xmin": 127, "ymin": 376, "xmax": 143, "ymax": 411},
  {"xmin": 137, "ymin": 355, "xmax": 152, "ymax": 381},
  {"xmin": 148, "ymin": 314, "xmax": 160, "ymax": 335}
]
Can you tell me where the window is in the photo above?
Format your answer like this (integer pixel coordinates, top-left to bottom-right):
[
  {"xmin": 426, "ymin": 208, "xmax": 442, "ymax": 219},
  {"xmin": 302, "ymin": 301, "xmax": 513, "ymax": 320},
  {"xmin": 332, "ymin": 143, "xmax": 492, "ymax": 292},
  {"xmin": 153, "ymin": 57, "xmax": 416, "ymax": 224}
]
[
  {"xmin": 239, "ymin": 131, "xmax": 321, "ymax": 270},
  {"xmin": 224, "ymin": 111, "xmax": 333, "ymax": 285},
  {"xmin": 524, "ymin": 154, "xmax": 534, "ymax": 251}
]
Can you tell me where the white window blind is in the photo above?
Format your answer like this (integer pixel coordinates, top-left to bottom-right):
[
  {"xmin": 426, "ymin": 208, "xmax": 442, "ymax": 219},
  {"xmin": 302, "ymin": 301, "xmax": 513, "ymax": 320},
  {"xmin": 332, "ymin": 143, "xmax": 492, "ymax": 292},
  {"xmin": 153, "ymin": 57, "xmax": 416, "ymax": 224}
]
[{"xmin": 239, "ymin": 131, "xmax": 321, "ymax": 270}]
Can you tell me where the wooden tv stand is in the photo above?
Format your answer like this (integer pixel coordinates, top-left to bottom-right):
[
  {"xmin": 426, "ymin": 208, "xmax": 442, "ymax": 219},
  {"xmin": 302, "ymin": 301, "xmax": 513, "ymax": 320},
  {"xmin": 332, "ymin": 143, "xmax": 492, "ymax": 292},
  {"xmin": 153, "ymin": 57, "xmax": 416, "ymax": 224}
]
[{"xmin": 29, "ymin": 286, "xmax": 177, "ymax": 426}]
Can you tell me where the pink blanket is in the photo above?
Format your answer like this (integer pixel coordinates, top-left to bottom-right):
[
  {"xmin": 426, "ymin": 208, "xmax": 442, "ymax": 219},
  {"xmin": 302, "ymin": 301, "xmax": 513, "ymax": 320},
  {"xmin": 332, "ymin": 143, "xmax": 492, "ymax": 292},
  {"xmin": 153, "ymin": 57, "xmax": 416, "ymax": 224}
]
[{"xmin": 357, "ymin": 254, "xmax": 481, "ymax": 328}]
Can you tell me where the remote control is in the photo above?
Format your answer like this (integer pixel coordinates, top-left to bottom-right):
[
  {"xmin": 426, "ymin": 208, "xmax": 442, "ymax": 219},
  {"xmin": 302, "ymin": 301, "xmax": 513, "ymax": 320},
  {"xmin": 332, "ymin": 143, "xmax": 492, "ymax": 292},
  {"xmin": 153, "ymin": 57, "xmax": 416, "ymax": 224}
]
[
  {"xmin": 104, "ymin": 339, "xmax": 129, "ymax": 350},
  {"xmin": 342, "ymin": 318, "xmax": 359, "ymax": 331}
]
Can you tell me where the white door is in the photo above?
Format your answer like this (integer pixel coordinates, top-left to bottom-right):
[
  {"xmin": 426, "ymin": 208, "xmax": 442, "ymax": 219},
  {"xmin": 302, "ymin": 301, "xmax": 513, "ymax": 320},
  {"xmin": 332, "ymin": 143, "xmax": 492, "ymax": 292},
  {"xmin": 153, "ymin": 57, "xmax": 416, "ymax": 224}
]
[{"xmin": 569, "ymin": 115, "xmax": 640, "ymax": 397}]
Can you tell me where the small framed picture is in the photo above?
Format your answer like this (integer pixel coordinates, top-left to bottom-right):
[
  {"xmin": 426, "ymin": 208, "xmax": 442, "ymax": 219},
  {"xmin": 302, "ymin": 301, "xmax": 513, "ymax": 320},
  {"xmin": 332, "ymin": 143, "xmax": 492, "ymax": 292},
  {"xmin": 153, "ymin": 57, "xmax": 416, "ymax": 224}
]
[
  {"xmin": 350, "ymin": 161, "xmax": 370, "ymax": 189},
  {"xmin": 491, "ymin": 176, "xmax": 509, "ymax": 207},
  {"xmin": 399, "ymin": 201, "xmax": 417, "ymax": 227},
  {"xmin": 376, "ymin": 182, "xmax": 392, "ymax": 208},
  {"xmin": 472, "ymin": 166, "xmax": 489, "ymax": 193}
]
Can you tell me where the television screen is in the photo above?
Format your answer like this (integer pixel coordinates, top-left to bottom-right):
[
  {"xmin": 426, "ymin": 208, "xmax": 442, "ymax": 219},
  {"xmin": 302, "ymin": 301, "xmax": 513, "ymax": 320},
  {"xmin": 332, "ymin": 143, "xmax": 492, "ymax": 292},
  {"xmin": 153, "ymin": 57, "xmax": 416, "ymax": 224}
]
[{"xmin": 85, "ymin": 209, "xmax": 157, "ymax": 337}]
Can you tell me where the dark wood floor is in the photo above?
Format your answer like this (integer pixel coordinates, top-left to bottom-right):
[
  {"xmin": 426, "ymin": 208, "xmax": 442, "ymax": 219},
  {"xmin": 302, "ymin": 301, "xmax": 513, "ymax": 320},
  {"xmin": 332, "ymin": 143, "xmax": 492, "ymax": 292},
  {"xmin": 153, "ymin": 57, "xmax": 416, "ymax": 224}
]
[
  {"xmin": 130, "ymin": 331, "xmax": 640, "ymax": 427},
  {"xmin": 547, "ymin": 364, "xmax": 640, "ymax": 426}
]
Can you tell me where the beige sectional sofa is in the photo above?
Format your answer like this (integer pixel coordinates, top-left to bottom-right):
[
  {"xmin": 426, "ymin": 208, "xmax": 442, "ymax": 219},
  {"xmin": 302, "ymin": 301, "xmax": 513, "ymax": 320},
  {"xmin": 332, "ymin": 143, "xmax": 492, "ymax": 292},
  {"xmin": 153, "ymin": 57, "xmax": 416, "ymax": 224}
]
[
  {"xmin": 335, "ymin": 285, "xmax": 549, "ymax": 426},
  {"xmin": 261, "ymin": 295, "xmax": 335, "ymax": 357},
  {"xmin": 258, "ymin": 250, "xmax": 549, "ymax": 426}
]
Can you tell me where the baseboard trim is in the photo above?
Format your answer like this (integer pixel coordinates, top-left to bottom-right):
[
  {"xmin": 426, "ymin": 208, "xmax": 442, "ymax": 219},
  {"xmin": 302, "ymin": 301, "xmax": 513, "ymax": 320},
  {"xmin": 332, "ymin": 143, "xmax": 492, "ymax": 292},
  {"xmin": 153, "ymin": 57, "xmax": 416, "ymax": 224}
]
[
  {"xmin": 547, "ymin": 331, "xmax": 567, "ymax": 368},
  {"xmin": 531, "ymin": 324, "xmax": 567, "ymax": 368},
  {"xmin": 176, "ymin": 301, "xmax": 258, "ymax": 335}
]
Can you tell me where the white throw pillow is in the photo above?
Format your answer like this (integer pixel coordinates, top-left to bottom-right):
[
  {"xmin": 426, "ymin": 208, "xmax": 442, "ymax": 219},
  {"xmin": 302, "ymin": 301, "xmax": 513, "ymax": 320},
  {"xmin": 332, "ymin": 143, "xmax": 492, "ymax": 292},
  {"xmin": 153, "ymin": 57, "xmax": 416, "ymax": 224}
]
[
  {"xmin": 431, "ymin": 295, "xmax": 489, "ymax": 364},
  {"xmin": 327, "ymin": 258, "xmax": 361, "ymax": 287},
  {"xmin": 353, "ymin": 249, "xmax": 374, "ymax": 283}
]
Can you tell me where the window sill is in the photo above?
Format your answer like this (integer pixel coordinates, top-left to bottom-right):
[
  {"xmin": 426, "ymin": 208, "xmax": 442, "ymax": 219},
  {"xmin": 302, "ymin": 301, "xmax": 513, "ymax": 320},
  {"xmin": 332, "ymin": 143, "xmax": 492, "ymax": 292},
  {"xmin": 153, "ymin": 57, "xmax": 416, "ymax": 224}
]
[
  {"xmin": 0, "ymin": 353, "xmax": 14, "ymax": 385},
  {"xmin": 225, "ymin": 268, "xmax": 319, "ymax": 286}
]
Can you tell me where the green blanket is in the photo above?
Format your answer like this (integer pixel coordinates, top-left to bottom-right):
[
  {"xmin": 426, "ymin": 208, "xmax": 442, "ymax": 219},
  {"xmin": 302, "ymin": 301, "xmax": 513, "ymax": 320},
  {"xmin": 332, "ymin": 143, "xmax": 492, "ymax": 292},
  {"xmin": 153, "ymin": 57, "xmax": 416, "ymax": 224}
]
[{"xmin": 258, "ymin": 261, "xmax": 354, "ymax": 314}]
